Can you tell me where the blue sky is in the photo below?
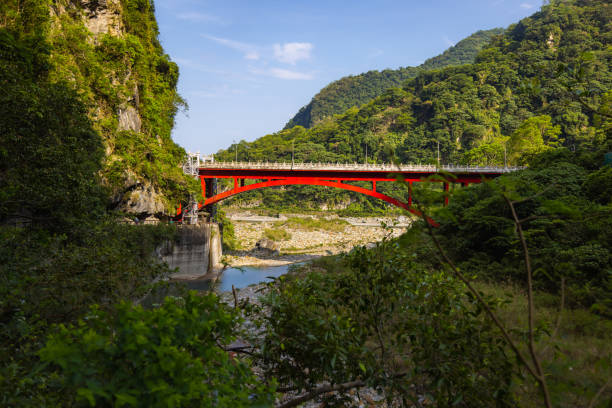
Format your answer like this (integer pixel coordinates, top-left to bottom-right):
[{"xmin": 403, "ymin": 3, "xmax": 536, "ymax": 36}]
[{"xmin": 154, "ymin": 0, "xmax": 541, "ymax": 154}]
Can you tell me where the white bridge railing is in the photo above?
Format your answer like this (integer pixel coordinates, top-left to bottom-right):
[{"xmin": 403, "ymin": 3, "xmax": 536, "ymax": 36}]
[{"xmin": 198, "ymin": 161, "xmax": 524, "ymax": 174}]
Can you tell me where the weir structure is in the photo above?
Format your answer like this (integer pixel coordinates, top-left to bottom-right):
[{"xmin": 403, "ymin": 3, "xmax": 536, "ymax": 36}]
[{"xmin": 176, "ymin": 162, "xmax": 522, "ymax": 222}]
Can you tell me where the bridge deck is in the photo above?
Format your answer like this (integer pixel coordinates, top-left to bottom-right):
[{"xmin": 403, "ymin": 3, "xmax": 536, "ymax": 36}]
[{"xmin": 199, "ymin": 161, "xmax": 521, "ymax": 173}]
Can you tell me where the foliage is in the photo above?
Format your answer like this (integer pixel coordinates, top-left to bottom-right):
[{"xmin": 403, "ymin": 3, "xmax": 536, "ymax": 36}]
[
  {"xmin": 507, "ymin": 115, "xmax": 560, "ymax": 163},
  {"xmin": 0, "ymin": 222, "xmax": 178, "ymax": 406},
  {"xmin": 284, "ymin": 28, "xmax": 504, "ymax": 129},
  {"xmin": 40, "ymin": 292, "xmax": 274, "ymax": 407},
  {"xmin": 434, "ymin": 149, "xmax": 612, "ymax": 316},
  {"xmin": 217, "ymin": 208, "xmax": 240, "ymax": 250},
  {"xmin": 0, "ymin": 30, "xmax": 107, "ymax": 230},
  {"xmin": 264, "ymin": 228, "xmax": 291, "ymax": 241},
  {"xmin": 255, "ymin": 241, "xmax": 514, "ymax": 407}
]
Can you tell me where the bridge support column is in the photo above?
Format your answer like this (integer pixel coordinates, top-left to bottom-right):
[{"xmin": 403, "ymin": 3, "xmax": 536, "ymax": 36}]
[
  {"xmin": 200, "ymin": 176, "xmax": 207, "ymax": 199},
  {"xmin": 444, "ymin": 182, "xmax": 449, "ymax": 206},
  {"xmin": 204, "ymin": 178, "xmax": 217, "ymax": 222},
  {"xmin": 372, "ymin": 180, "xmax": 376, "ymax": 192},
  {"xmin": 408, "ymin": 182, "xmax": 413, "ymax": 207}
]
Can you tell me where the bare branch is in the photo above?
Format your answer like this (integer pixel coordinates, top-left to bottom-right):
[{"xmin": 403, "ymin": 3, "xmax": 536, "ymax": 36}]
[
  {"xmin": 232, "ymin": 284, "xmax": 238, "ymax": 309},
  {"xmin": 420, "ymin": 208, "xmax": 541, "ymax": 381},
  {"xmin": 276, "ymin": 380, "xmax": 366, "ymax": 408},
  {"xmin": 542, "ymin": 278, "xmax": 565, "ymax": 355},
  {"xmin": 510, "ymin": 184, "xmax": 556, "ymax": 205},
  {"xmin": 587, "ymin": 377, "xmax": 611, "ymax": 408},
  {"xmin": 503, "ymin": 194, "xmax": 552, "ymax": 408}
]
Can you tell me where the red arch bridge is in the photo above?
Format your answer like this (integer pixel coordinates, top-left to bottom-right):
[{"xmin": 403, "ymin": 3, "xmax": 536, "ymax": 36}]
[{"xmin": 176, "ymin": 162, "xmax": 521, "ymax": 221}]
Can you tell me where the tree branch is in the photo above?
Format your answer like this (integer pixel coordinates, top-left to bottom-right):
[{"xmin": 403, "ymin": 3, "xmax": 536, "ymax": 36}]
[
  {"xmin": 421, "ymin": 211, "xmax": 541, "ymax": 381},
  {"xmin": 276, "ymin": 380, "xmax": 366, "ymax": 408},
  {"xmin": 542, "ymin": 278, "xmax": 565, "ymax": 355},
  {"xmin": 503, "ymin": 194, "xmax": 552, "ymax": 408},
  {"xmin": 587, "ymin": 377, "xmax": 611, "ymax": 408}
]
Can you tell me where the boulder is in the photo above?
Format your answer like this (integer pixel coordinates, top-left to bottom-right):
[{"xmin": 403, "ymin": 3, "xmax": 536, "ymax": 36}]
[{"xmin": 255, "ymin": 238, "xmax": 280, "ymax": 254}]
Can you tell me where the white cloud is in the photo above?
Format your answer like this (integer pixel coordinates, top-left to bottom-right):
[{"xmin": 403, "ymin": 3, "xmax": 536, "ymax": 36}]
[
  {"xmin": 443, "ymin": 36, "xmax": 455, "ymax": 47},
  {"xmin": 520, "ymin": 3, "xmax": 534, "ymax": 8},
  {"xmin": 176, "ymin": 12, "xmax": 223, "ymax": 23},
  {"xmin": 270, "ymin": 68, "xmax": 313, "ymax": 80},
  {"xmin": 249, "ymin": 67, "xmax": 313, "ymax": 80},
  {"xmin": 273, "ymin": 42, "xmax": 313, "ymax": 65},
  {"xmin": 203, "ymin": 35, "xmax": 260, "ymax": 60}
]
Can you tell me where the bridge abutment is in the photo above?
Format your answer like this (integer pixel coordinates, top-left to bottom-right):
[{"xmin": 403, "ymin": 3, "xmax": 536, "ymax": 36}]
[{"xmin": 163, "ymin": 223, "xmax": 222, "ymax": 279}]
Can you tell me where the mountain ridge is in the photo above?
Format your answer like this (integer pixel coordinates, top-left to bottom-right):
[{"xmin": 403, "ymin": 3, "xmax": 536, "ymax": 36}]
[{"xmin": 284, "ymin": 28, "xmax": 505, "ymax": 130}]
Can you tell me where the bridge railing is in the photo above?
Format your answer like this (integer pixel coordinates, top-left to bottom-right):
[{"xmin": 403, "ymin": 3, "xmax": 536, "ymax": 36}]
[{"xmin": 197, "ymin": 161, "xmax": 524, "ymax": 173}]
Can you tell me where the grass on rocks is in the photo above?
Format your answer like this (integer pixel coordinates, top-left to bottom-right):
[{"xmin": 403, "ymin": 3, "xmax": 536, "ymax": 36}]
[
  {"xmin": 264, "ymin": 228, "xmax": 291, "ymax": 241},
  {"xmin": 273, "ymin": 216, "xmax": 349, "ymax": 232}
]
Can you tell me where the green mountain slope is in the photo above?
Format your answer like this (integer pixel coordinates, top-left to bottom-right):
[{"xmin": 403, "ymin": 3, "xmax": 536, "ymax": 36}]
[
  {"xmin": 215, "ymin": 0, "xmax": 610, "ymax": 211},
  {"xmin": 284, "ymin": 28, "xmax": 504, "ymax": 129}
]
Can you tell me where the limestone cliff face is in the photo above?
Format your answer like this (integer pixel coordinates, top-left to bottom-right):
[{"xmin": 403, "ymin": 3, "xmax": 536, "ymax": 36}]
[
  {"xmin": 81, "ymin": 0, "xmax": 123, "ymax": 37},
  {"xmin": 48, "ymin": 0, "xmax": 193, "ymax": 216}
]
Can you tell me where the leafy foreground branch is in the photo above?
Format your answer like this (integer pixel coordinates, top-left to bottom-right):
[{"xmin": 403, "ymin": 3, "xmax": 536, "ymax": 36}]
[
  {"xmin": 416, "ymin": 178, "xmax": 611, "ymax": 408},
  {"xmin": 40, "ymin": 292, "xmax": 274, "ymax": 407},
  {"xmin": 253, "ymin": 240, "xmax": 515, "ymax": 407}
]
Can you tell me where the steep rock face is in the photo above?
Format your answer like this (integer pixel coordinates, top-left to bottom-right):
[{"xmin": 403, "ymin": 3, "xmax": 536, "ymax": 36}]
[
  {"xmin": 112, "ymin": 171, "xmax": 166, "ymax": 215},
  {"xmin": 81, "ymin": 0, "xmax": 123, "ymax": 37},
  {"xmin": 48, "ymin": 0, "xmax": 194, "ymax": 216},
  {"xmin": 118, "ymin": 106, "xmax": 142, "ymax": 132}
]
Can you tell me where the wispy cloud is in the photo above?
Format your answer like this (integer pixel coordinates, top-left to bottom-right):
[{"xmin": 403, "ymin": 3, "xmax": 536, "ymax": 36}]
[
  {"xmin": 270, "ymin": 68, "xmax": 312, "ymax": 80},
  {"xmin": 203, "ymin": 35, "xmax": 260, "ymax": 60},
  {"xmin": 443, "ymin": 36, "xmax": 455, "ymax": 47},
  {"xmin": 249, "ymin": 67, "xmax": 313, "ymax": 80},
  {"xmin": 176, "ymin": 11, "xmax": 223, "ymax": 23},
  {"xmin": 273, "ymin": 42, "xmax": 313, "ymax": 65},
  {"xmin": 520, "ymin": 3, "xmax": 534, "ymax": 8}
]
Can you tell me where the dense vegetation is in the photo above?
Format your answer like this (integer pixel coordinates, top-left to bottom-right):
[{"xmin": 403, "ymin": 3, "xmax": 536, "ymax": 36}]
[
  {"xmin": 239, "ymin": 144, "xmax": 612, "ymax": 407},
  {"xmin": 436, "ymin": 148, "xmax": 612, "ymax": 317},
  {"xmin": 1, "ymin": 0, "xmax": 610, "ymax": 407},
  {"xmin": 0, "ymin": 1, "xmax": 208, "ymax": 405},
  {"xmin": 285, "ymin": 28, "xmax": 504, "ymax": 129}
]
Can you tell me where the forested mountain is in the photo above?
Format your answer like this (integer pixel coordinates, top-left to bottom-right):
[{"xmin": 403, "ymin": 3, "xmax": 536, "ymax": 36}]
[
  {"xmin": 284, "ymin": 28, "xmax": 504, "ymax": 129},
  {"xmin": 0, "ymin": 0, "xmax": 196, "ymax": 222},
  {"xmin": 219, "ymin": 1, "xmax": 609, "ymax": 167},
  {"xmin": 216, "ymin": 0, "xmax": 610, "ymax": 211}
]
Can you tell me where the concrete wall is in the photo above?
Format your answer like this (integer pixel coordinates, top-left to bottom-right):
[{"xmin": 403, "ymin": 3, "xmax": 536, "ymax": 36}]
[{"xmin": 163, "ymin": 223, "xmax": 222, "ymax": 279}]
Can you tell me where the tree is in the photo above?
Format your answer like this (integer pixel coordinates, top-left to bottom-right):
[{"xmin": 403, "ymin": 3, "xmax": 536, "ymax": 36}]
[{"xmin": 507, "ymin": 116, "xmax": 561, "ymax": 164}]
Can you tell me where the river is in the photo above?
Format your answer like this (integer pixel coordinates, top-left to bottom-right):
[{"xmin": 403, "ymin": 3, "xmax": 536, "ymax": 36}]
[{"xmin": 178, "ymin": 263, "xmax": 296, "ymax": 292}]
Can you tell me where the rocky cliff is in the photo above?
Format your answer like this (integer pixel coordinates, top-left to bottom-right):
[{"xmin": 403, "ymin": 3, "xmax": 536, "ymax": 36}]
[{"xmin": 46, "ymin": 0, "xmax": 196, "ymax": 216}]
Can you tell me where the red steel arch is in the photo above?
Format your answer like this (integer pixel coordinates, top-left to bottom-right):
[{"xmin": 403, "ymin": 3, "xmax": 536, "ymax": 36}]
[
  {"xmin": 176, "ymin": 163, "xmax": 517, "ymax": 225},
  {"xmin": 198, "ymin": 177, "xmax": 444, "ymax": 224},
  {"xmin": 204, "ymin": 178, "xmax": 409, "ymax": 209}
]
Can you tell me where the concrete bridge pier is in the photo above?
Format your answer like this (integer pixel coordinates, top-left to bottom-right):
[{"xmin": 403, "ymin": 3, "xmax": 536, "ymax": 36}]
[{"xmin": 163, "ymin": 224, "xmax": 222, "ymax": 279}]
